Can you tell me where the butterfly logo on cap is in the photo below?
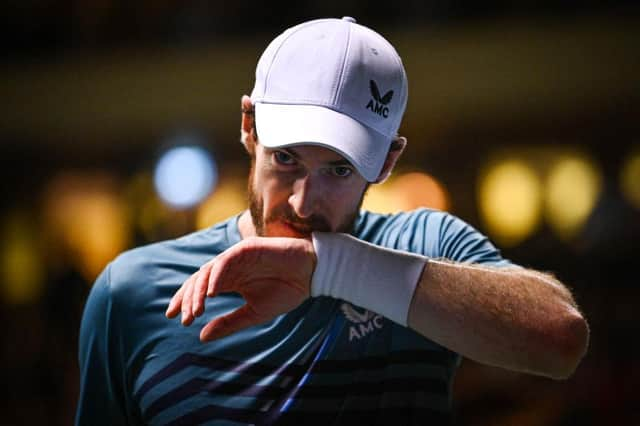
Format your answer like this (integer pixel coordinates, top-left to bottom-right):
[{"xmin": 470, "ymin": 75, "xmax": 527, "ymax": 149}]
[{"xmin": 366, "ymin": 80, "xmax": 393, "ymax": 118}]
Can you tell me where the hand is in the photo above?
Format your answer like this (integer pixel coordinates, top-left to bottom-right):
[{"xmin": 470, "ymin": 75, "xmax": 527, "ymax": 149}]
[{"xmin": 165, "ymin": 236, "xmax": 316, "ymax": 341}]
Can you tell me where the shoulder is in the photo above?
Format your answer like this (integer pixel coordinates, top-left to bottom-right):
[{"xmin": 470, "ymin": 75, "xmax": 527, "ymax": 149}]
[
  {"xmin": 102, "ymin": 219, "xmax": 237, "ymax": 308},
  {"xmin": 80, "ymin": 219, "xmax": 238, "ymax": 353},
  {"xmin": 356, "ymin": 208, "xmax": 512, "ymax": 265},
  {"xmin": 354, "ymin": 208, "xmax": 460, "ymax": 247}
]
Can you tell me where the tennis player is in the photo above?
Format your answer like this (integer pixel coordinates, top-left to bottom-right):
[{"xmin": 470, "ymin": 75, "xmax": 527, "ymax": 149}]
[{"xmin": 77, "ymin": 17, "xmax": 588, "ymax": 425}]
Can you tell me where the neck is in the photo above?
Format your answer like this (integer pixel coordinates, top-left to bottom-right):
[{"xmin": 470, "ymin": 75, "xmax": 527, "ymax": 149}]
[{"xmin": 238, "ymin": 210, "xmax": 256, "ymax": 239}]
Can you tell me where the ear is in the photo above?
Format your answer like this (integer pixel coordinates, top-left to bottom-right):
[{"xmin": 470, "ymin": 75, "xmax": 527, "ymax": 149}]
[
  {"xmin": 373, "ymin": 136, "xmax": 407, "ymax": 184},
  {"xmin": 240, "ymin": 95, "xmax": 257, "ymax": 155}
]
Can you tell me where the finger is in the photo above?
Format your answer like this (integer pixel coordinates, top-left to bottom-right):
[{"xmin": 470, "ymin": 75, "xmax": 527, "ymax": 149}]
[
  {"xmin": 207, "ymin": 251, "xmax": 237, "ymax": 297},
  {"xmin": 166, "ymin": 278, "xmax": 188, "ymax": 318},
  {"xmin": 207, "ymin": 261, "xmax": 220, "ymax": 297},
  {"xmin": 192, "ymin": 263, "xmax": 213, "ymax": 317},
  {"xmin": 200, "ymin": 304, "xmax": 259, "ymax": 342},
  {"xmin": 181, "ymin": 274, "xmax": 196, "ymax": 326},
  {"xmin": 207, "ymin": 263, "xmax": 217, "ymax": 297}
]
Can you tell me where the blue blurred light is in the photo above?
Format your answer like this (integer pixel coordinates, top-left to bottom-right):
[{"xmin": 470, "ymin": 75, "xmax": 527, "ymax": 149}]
[{"xmin": 154, "ymin": 146, "xmax": 217, "ymax": 209}]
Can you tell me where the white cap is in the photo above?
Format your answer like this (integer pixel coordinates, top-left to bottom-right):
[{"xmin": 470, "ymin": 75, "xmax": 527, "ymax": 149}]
[{"xmin": 250, "ymin": 17, "xmax": 408, "ymax": 182}]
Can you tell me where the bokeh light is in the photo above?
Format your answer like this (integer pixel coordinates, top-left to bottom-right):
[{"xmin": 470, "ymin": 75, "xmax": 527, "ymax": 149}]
[
  {"xmin": 126, "ymin": 172, "xmax": 176, "ymax": 241},
  {"xmin": 154, "ymin": 145, "xmax": 217, "ymax": 209},
  {"xmin": 362, "ymin": 184, "xmax": 394, "ymax": 214},
  {"xmin": 545, "ymin": 155, "xmax": 602, "ymax": 241},
  {"xmin": 44, "ymin": 173, "xmax": 131, "ymax": 282},
  {"xmin": 478, "ymin": 159, "xmax": 543, "ymax": 247},
  {"xmin": 393, "ymin": 172, "xmax": 451, "ymax": 211},
  {"xmin": 363, "ymin": 171, "xmax": 450, "ymax": 214},
  {"xmin": 620, "ymin": 150, "xmax": 640, "ymax": 210},
  {"xmin": 196, "ymin": 179, "xmax": 247, "ymax": 229},
  {"xmin": 0, "ymin": 212, "xmax": 44, "ymax": 304}
]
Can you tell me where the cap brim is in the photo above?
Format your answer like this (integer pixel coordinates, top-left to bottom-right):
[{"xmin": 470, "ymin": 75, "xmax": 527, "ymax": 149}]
[{"xmin": 254, "ymin": 103, "xmax": 390, "ymax": 182}]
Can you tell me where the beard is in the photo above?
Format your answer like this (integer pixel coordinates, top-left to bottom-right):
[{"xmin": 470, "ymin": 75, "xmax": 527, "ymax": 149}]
[{"xmin": 247, "ymin": 162, "xmax": 365, "ymax": 237}]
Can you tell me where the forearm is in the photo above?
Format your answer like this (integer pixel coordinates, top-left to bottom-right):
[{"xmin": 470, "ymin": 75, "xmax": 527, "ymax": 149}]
[
  {"xmin": 172, "ymin": 232, "xmax": 589, "ymax": 379},
  {"xmin": 311, "ymin": 232, "xmax": 588, "ymax": 379},
  {"xmin": 408, "ymin": 260, "xmax": 589, "ymax": 379}
]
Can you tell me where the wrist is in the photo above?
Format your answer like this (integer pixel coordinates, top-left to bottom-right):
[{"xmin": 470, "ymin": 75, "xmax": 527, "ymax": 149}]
[{"xmin": 310, "ymin": 232, "xmax": 427, "ymax": 326}]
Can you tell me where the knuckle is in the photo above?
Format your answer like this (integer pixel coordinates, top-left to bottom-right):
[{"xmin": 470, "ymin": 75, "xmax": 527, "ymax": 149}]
[
  {"xmin": 237, "ymin": 237, "xmax": 264, "ymax": 263},
  {"xmin": 242, "ymin": 236, "xmax": 262, "ymax": 252}
]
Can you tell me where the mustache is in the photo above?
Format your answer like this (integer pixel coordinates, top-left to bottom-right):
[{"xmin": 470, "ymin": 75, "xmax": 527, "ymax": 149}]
[{"xmin": 268, "ymin": 206, "xmax": 331, "ymax": 233}]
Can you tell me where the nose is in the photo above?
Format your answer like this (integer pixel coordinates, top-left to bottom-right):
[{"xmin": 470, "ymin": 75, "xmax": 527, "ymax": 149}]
[{"xmin": 288, "ymin": 174, "xmax": 321, "ymax": 219}]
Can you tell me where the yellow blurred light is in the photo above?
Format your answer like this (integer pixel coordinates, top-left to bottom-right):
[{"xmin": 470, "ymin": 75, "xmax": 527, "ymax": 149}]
[
  {"xmin": 1, "ymin": 213, "xmax": 44, "ymax": 304},
  {"xmin": 363, "ymin": 172, "xmax": 450, "ymax": 214},
  {"xmin": 393, "ymin": 172, "xmax": 450, "ymax": 212},
  {"xmin": 72, "ymin": 193, "xmax": 130, "ymax": 280},
  {"xmin": 362, "ymin": 183, "xmax": 394, "ymax": 214},
  {"xmin": 44, "ymin": 173, "xmax": 131, "ymax": 282},
  {"xmin": 126, "ymin": 172, "xmax": 174, "ymax": 240},
  {"xmin": 620, "ymin": 150, "xmax": 640, "ymax": 210},
  {"xmin": 196, "ymin": 179, "xmax": 247, "ymax": 229},
  {"xmin": 545, "ymin": 156, "xmax": 602, "ymax": 240},
  {"xmin": 478, "ymin": 160, "xmax": 543, "ymax": 247}
]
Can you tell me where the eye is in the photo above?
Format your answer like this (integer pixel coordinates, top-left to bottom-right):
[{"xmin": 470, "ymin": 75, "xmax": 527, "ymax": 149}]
[
  {"xmin": 331, "ymin": 166, "xmax": 353, "ymax": 178},
  {"xmin": 273, "ymin": 150, "xmax": 296, "ymax": 165}
]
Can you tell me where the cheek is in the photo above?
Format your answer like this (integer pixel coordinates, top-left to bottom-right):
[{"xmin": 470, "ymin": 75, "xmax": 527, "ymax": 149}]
[
  {"xmin": 323, "ymin": 184, "xmax": 364, "ymax": 217},
  {"xmin": 256, "ymin": 170, "xmax": 292, "ymax": 212}
]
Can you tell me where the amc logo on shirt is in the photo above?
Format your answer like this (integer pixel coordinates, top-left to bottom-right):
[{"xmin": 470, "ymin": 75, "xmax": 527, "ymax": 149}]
[{"xmin": 340, "ymin": 303, "xmax": 385, "ymax": 342}]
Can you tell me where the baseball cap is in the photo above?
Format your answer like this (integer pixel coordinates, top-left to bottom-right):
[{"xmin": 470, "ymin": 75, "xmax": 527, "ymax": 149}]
[{"xmin": 250, "ymin": 17, "xmax": 408, "ymax": 182}]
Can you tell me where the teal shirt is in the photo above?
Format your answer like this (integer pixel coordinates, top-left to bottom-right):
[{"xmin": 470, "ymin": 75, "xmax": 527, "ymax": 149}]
[{"xmin": 77, "ymin": 209, "xmax": 512, "ymax": 425}]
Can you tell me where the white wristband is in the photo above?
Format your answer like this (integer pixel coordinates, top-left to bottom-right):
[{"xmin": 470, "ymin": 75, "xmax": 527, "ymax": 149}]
[{"xmin": 310, "ymin": 232, "xmax": 428, "ymax": 326}]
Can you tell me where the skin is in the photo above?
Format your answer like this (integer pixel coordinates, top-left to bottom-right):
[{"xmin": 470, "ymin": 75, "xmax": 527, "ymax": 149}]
[
  {"xmin": 245, "ymin": 139, "xmax": 368, "ymax": 238},
  {"xmin": 166, "ymin": 95, "xmax": 589, "ymax": 380}
]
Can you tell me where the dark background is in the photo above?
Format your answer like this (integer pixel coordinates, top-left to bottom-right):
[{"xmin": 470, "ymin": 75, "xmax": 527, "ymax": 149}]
[{"xmin": 1, "ymin": 1, "xmax": 639, "ymax": 424}]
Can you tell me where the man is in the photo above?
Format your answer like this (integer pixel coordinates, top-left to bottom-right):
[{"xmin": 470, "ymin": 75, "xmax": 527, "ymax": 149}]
[{"xmin": 77, "ymin": 17, "xmax": 588, "ymax": 425}]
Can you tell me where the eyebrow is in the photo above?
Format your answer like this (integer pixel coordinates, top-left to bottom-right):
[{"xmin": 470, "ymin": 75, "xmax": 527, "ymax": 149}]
[{"xmin": 283, "ymin": 147, "xmax": 353, "ymax": 167}]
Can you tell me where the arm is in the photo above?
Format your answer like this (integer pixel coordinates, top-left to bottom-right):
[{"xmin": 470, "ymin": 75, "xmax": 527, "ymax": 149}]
[
  {"xmin": 166, "ymin": 236, "xmax": 588, "ymax": 380},
  {"xmin": 308, "ymin": 229, "xmax": 588, "ymax": 379},
  {"xmin": 76, "ymin": 265, "xmax": 130, "ymax": 425},
  {"xmin": 408, "ymin": 260, "xmax": 588, "ymax": 379}
]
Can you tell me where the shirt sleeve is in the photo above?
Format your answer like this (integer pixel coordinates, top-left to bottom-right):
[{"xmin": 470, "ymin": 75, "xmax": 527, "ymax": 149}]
[
  {"xmin": 76, "ymin": 264, "xmax": 132, "ymax": 426},
  {"xmin": 434, "ymin": 211, "xmax": 515, "ymax": 267}
]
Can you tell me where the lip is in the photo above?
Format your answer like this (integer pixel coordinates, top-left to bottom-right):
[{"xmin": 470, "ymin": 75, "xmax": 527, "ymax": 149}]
[{"xmin": 281, "ymin": 221, "xmax": 312, "ymax": 237}]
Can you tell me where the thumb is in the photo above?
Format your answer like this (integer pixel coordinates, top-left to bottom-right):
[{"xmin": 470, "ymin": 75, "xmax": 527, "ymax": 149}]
[{"xmin": 199, "ymin": 304, "xmax": 260, "ymax": 342}]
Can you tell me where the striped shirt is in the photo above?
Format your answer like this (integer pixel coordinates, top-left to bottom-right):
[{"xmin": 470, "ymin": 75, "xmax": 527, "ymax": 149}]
[{"xmin": 77, "ymin": 209, "xmax": 512, "ymax": 425}]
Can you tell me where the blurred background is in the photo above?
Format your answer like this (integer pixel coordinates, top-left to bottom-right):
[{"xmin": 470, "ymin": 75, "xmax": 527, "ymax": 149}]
[{"xmin": 1, "ymin": 1, "xmax": 639, "ymax": 425}]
